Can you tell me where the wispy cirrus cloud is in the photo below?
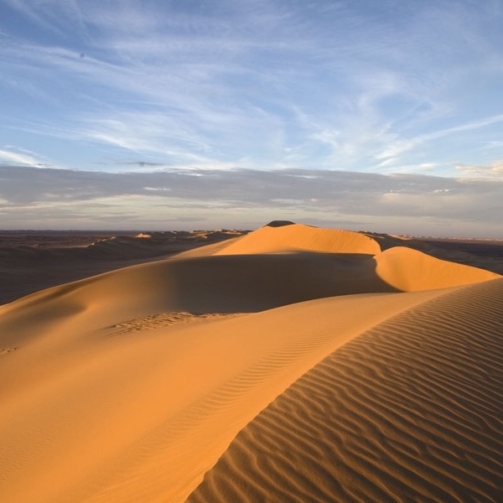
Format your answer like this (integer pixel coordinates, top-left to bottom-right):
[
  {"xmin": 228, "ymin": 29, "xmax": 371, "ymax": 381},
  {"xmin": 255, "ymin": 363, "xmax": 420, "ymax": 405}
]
[
  {"xmin": 373, "ymin": 113, "xmax": 503, "ymax": 176},
  {"xmin": 0, "ymin": 147, "xmax": 50, "ymax": 167},
  {"xmin": 2, "ymin": 1, "xmax": 500, "ymax": 169}
]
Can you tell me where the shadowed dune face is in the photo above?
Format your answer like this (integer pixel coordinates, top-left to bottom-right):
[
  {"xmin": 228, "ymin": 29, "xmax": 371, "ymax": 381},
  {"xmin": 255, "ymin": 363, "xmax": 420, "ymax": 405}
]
[
  {"xmin": 0, "ymin": 252, "xmax": 396, "ymax": 348},
  {"xmin": 164, "ymin": 253, "xmax": 394, "ymax": 311},
  {"xmin": 188, "ymin": 278, "xmax": 503, "ymax": 502}
]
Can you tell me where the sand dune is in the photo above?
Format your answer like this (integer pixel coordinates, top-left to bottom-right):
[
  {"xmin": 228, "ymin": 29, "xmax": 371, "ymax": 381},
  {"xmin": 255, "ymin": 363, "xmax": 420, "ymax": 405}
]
[
  {"xmin": 0, "ymin": 287, "xmax": 453, "ymax": 503},
  {"xmin": 216, "ymin": 221, "xmax": 382, "ymax": 255},
  {"xmin": 375, "ymin": 246, "xmax": 499, "ymax": 291},
  {"xmin": 0, "ymin": 252, "xmax": 396, "ymax": 352},
  {"xmin": 189, "ymin": 278, "xmax": 503, "ymax": 502},
  {"xmin": 1, "ymin": 222, "xmax": 502, "ymax": 502}
]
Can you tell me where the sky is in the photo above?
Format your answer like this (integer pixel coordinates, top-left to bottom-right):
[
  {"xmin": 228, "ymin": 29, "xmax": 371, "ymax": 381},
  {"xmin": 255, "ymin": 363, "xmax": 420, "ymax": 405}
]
[{"xmin": 1, "ymin": 0, "xmax": 503, "ymax": 236}]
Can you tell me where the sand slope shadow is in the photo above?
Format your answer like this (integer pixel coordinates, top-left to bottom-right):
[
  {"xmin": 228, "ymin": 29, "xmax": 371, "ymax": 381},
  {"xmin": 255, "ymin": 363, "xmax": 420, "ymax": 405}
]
[{"xmin": 0, "ymin": 252, "xmax": 395, "ymax": 347}]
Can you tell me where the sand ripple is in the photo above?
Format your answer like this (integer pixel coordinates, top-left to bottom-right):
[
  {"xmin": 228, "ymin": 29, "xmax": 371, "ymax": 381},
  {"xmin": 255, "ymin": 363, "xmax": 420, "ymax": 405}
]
[
  {"xmin": 189, "ymin": 278, "xmax": 503, "ymax": 502},
  {"xmin": 110, "ymin": 312, "xmax": 241, "ymax": 335}
]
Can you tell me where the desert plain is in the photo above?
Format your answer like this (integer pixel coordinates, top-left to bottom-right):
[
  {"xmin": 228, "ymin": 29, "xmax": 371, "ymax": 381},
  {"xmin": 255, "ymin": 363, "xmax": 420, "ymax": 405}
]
[{"xmin": 1, "ymin": 221, "xmax": 503, "ymax": 502}]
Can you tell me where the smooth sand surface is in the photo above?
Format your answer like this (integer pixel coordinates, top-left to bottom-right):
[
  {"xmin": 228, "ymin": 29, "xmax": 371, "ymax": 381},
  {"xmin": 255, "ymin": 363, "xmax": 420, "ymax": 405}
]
[
  {"xmin": 1, "ymin": 222, "xmax": 502, "ymax": 502},
  {"xmin": 375, "ymin": 245, "xmax": 499, "ymax": 291},
  {"xmin": 216, "ymin": 222, "xmax": 382, "ymax": 255}
]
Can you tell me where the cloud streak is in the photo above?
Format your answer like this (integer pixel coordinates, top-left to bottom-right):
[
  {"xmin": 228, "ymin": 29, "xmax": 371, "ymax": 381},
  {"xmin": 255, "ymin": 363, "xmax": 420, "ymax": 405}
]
[
  {"xmin": 0, "ymin": 147, "xmax": 49, "ymax": 167},
  {"xmin": 1, "ymin": 165, "xmax": 503, "ymax": 236}
]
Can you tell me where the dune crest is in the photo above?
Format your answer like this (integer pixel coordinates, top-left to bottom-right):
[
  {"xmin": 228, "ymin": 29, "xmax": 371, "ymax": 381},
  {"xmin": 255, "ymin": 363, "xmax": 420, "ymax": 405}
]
[
  {"xmin": 375, "ymin": 246, "xmax": 499, "ymax": 291},
  {"xmin": 216, "ymin": 222, "xmax": 381, "ymax": 255}
]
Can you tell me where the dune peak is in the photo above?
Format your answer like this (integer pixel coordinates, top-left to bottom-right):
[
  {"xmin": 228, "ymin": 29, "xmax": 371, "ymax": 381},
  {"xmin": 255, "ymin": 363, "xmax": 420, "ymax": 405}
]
[
  {"xmin": 216, "ymin": 222, "xmax": 381, "ymax": 255},
  {"xmin": 264, "ymin": 220, "xmax": 296, "ymax": 228}
]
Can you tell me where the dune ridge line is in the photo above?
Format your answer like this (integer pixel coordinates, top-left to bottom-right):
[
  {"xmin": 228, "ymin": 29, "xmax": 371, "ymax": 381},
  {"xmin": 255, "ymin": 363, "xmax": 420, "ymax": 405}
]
[{"xmin": 189, "ymin": 278, "xmax": 503, "ymax": 502}]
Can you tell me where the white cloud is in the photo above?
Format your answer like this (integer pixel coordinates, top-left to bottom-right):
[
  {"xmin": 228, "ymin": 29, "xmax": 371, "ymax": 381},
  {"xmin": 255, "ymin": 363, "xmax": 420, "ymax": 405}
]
[
  {"xmin": 456, "ymin": 160, "xmax": 503, "ymax": 178},
  {"xmin": 0, "ymin": 148, "xmax": 44, "ymax": 166},
  {"xmin": 375, "ymin": 113, "xmax": 503, "ymax": 168}
]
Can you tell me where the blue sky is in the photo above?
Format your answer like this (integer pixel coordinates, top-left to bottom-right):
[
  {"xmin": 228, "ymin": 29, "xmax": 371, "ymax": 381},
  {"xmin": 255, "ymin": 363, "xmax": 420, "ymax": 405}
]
[{"xmin": 1, "ymin": 0, "xmax": 503, "ymax": 235}]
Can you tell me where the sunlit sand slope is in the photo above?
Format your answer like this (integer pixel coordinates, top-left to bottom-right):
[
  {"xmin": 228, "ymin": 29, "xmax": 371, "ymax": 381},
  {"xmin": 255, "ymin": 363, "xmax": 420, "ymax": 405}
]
[
  {"xmin": 0, "ymin": 287, "xmax": 450, "ymax": 503},
  {"xmin": 375, "ymin": 246, "xmax": 499, "ymax": 291},
  {"xmin": 216, "ymin": 222, "xmax": 382, "ymax": 255},
  {"xmin": 189, "ymin": 278, "xmax": 503, "ymax": 502}
]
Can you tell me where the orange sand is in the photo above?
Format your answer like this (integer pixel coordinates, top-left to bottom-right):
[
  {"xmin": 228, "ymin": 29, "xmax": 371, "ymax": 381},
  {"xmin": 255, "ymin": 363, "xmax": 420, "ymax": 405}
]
[{"xmin": 1, "ymin": 222, "xmax": 502, "ymax": 502}]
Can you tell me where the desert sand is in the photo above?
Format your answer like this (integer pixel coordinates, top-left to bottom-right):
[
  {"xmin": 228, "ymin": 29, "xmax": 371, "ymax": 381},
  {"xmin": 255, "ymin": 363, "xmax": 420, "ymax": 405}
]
[{"xmin": 1, "ymin": 221, "xmax": 502, "ymax": 502}]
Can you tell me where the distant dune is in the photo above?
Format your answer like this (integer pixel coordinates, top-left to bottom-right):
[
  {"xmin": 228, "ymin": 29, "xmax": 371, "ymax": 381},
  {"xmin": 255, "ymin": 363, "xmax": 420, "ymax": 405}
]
[{"xmin": 1, "ymin": 222, "xmax": 502, "ymax": 502}]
